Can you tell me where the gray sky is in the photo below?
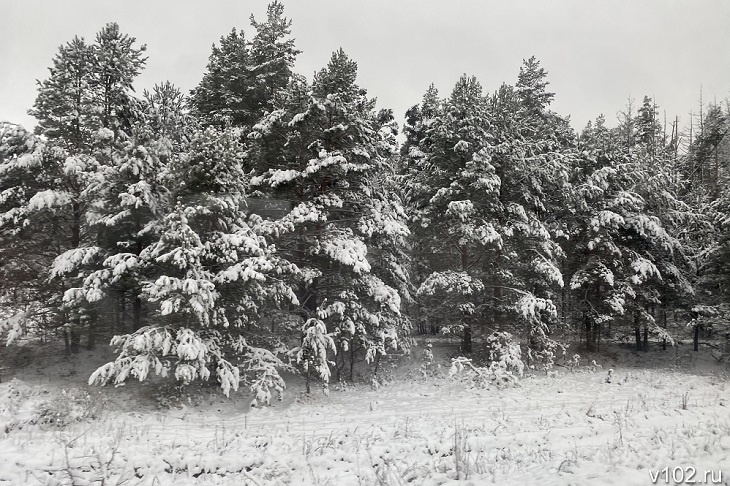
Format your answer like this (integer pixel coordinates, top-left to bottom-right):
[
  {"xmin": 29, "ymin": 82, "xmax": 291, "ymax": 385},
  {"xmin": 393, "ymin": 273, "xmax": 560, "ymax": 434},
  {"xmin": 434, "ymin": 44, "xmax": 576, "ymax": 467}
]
[{"xmin": 1, "ymin": 0, "xmax": 729, "ymax": 135}]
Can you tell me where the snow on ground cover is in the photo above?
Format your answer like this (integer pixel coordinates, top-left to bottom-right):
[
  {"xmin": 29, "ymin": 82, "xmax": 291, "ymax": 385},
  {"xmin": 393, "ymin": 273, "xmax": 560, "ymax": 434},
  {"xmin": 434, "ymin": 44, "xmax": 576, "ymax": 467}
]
[{"xmin": 0, "ymin": 344, "xmax": 729, "ymax": 485}]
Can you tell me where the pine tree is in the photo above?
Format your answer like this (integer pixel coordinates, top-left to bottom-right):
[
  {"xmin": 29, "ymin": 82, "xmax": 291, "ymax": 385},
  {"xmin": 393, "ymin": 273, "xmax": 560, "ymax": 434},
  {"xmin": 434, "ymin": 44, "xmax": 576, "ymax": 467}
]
[
  {"xmin": 516, "ymin": 56, "xmax": 555, "ymax": 118},
  {"xmin": 686, "ymin": 101, "xmax": 730, "ymax": 342},
  {"xmin": 57, "ymin": 82, "xmax": 193, "ymax": 343},
  {"xmin": 249, "ymin": 49, "xmax": 410, "ymax": 384},
  {"xmin": 249, "ymin": 0, "xmax": 300, "ymax": 116},
  {"xmin": 484, "ymin": 61, "xmax": 572, "ymax": 362},
  {"xmin": 689, "ymin": 103, "xmax": 729, "ymax": 196},
  {"xmin": 405, "ymin": 59, "xmax": 573, "ymax": 364},
  {"xmin": 0, "ymin": 123, "xmax": 56, "ymax": 343},
  {"xmin": 17, "ymin": 23, "xmax": 147, "ymax": 352},
  {"xmin": 190, "ymin": 28, "xmax": 253, "ymax": 127},
  {"xmin": 90, "ymin": 23, "xmax": 147, "ymax": 132},
  {"xmin": 567, "ymin": 115, "xmax": 689, "ymax": 351},
  {"xmin": 190, "ymin": 2, "xmax": 299, "ymax": 129},
  {"xmin": 90, "ymin": 126, "xmax": 300, "ymax": 402},
  {"xmin": 402, "ymin": 83, "xmax": 441, "ymax": 156},
  {"xmin": 405, "ymin": 75, "xmax": 493, "ymax": 352},
  {"xmin": 635, "ymin": 96, "xmax": 662, "ymax": 156},
  {"xmin": 29, "ymin": 37, "xmax": 96, "ymax": 149},
  {"xmin": 142, "ymin": 81, "xmax": 195, "ymax": 144}
]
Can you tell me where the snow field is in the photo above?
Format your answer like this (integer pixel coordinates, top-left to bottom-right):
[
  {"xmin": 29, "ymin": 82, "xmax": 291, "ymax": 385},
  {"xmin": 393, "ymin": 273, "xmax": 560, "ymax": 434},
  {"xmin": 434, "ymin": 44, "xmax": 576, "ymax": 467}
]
[{"xmin": 1, "ymin": 360, "xmax": 729, "ymax": 485}]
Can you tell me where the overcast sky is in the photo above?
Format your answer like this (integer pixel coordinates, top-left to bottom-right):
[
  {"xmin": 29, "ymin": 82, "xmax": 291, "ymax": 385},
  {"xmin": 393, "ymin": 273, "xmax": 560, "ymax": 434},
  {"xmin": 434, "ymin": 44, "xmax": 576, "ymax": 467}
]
[{"xmin": 1, "ymin": 0, "xmax": 729, "ymax": 135}]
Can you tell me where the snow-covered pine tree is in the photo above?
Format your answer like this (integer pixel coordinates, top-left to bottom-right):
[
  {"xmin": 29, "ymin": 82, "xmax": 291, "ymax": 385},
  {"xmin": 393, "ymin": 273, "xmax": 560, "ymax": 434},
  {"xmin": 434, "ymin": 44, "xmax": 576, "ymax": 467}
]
[
  {"xmin": 77, "ymin": 105, "xmax": 179, "ymax": 333},
  {"xmin": 404, "ymin": 75, "xmax": 494, "ymax": 352},
  {"xmin": 249, "ymin": 48, "xmax": 410, "ymax": 385},
  {"xmin": 298, "ymin": 318, "xmax": 336, "ymax": 395},
  {"xmin": 90, "ymin": 23, "xmax": 147, "ymax": 133},
  {"xmin": 673, "ymin": 101, "xmax": 728, "ymax": 328},
  {"xmin": 51, "ymin": 82, "xmax": 194, "ymax": 349},
  {"xmin": 248, "ymin": 1, "xmax": 301, "ymax": 117},
  {"xmin": 487, "ymin": 58, "xmax": 572, "ymax": 362},
  {"xmin": 191, "ymin": 2, "xmax": 299, "ymax": 130},
  {"xmin": 190, "ymin": 28, "xmax": 252, "ymax": 128},
  {"xmin": 703, "ymin": 104, "xmax": 730, "ymax": 266},
  {"xmin": 515, "ymin": 56, "xmax": 554, "ymax": 118},
  {"xmin": 142, "ymin": 81, "xmax": 196, "ymax": 145},
  {"xmin": 686, "ymin": 103, "xmax": 730, "ymax": 197},
  {"xmin": 28, "ymin": 36, "xmax": 97, "ymax": 148},
  {"xmin": 634, "ymin": 96, "xmax": 663, "ymax": 157},
  {"xmin": 22, "ymin": 24, "xmax": 149, "ymax": 352},
  {"xmin": 566, "ymin": 113, "xmax": 688, "ymax": 351},
  {"xmin": 632, "ymin": 101, "xmax": 698, "ymax": 350},
  {"xmin": 0, "ymin": 123, "xmax": 55, "ymax": 344},
  {"xmin": 405, "ymin": 59, "xmax": 571, "ymax": 363},
  {"xmin": 402, "ymin": 83, "xmax": 441, "ymax": 157},
  {"xmin": 90, "ymin": 126, "xmax": 300, "ymax": 402}
]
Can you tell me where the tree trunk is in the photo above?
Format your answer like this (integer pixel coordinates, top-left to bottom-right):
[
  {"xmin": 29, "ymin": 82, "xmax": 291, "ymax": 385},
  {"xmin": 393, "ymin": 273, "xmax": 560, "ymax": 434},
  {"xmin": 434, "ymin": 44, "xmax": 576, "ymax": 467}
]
[
  {"xmin": 69, "ymin": 203, "xmax": 82, "ymax": 355},
  {"xmin": 70, "ymin": 329, "xmax": 80, "ymax": 354},
  {"xmin": 460, "ymin": 244, "xmax": 472, "ymax": 353},
  {"xmin": 493, "ymin": 286, "xmax": 502, "ymax": 331},
  {"xmin": 585, "ymin": 317, "xmax": 595, "ymax": 352},
  {"xmin": 715, "ymin": 144, "xmax": 720, "ymax": 199},
  {"xmin": 635, "ymin": 327, "xmax": 642, "ymax": 352},
  {"xmin": 118, "ymin": 291, "xmax": 126, "ymax": 332},
  {"xmin": 560, "ymin": 268, "xmax": 567, "ymax": 333},
  {"xmin": 63, "ymin": 329, "xmax": 71, "ymax": 355},
  {"xmin": 694, "ymin": 324, "xmax": 700, "ymax": 352},
  {"xmin": 301, "ymin": 279, "xmax": 319, "ymax": 317},
  {"xmin": 71, "ymin": 202, "xmax": 81, "ymax": 248},
  {"xmin": 133, "ymin": 295, "xmax": 142, "ymax": 330},
  {"xmin": 87, "ymin": 324, "xmax": 95, "ymax": 350},
  {"xmin": 463, "ymin": 325, "xmax": 472, "ymax": 354},
  {"xmin": 643, "ymin": 326, "xmax": 648, "ymax": 351},
  {"xmin": 373, "ymin": 352, "xmax": 381, "ymax": 377},
  {"xmin": 349, "ymin": 346, "xmax": 356, "ymax": 382}
]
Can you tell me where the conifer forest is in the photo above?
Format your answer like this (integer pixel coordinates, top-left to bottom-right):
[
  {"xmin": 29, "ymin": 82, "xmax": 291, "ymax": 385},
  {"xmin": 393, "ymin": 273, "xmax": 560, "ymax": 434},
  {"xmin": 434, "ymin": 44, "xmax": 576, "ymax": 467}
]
[{"xmin": 1, "ymin": 3, "xmax": 730, "ymax": 485}]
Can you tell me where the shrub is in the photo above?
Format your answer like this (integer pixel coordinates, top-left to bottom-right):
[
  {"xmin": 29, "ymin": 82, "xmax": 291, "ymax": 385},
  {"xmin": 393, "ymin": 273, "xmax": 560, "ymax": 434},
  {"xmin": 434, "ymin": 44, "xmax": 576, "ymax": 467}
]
[{"xmin": 35, "ymin": 388, "xmax": 108, "ymax": 427}]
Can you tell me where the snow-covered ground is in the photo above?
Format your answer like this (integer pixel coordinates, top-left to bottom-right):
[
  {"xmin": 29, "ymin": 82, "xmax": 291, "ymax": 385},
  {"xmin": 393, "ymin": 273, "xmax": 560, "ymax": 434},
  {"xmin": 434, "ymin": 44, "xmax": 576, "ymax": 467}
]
[{"xmin": 1, "ymin": 342, "xmax": 729, "ymax": 485}]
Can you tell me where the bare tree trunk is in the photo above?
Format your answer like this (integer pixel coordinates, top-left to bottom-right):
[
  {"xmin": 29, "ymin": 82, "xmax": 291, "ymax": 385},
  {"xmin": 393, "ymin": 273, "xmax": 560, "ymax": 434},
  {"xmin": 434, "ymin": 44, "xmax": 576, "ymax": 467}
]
[
  {"xmin": 463, "ymin": 323, "xmax": 472, "ymax": 354},
  {"xmin": 120, "ymin": 291, "xmax": 127, "ymax": 331},
  {"xmin": 585, "ymin": 316, "xmax": 595, "ymax": 352},
  {"xmin": 87, "ymin": 324, "xmax": 95, "ymax": 350},
  {"xmin": 63, "ymin": 329, "xmax": 71, "ymax": 355},
  {"xmin": 715, "ymin": 145, "xmax": 720, "ymax": 199},
  {"xmin": 69, "ymin": 203, "xmax": 82, "ymax": 354},
  {"xmin": 373, "ymin": 352, "xmax": 381, "ymax": 377},
  {"xmin": 70, "ymin": 329, "xmax": 80, "ymax": 354},
  {"xmin": 133, "ymin": 295, "xmax": 142, "ymax": 330},
  {"xmin": 349, "ymin": 346, "xmax": 356, "ymax": 382},
  {"xmin": 460, "ymin": 244, "xmax": 472, "ymax": 353},
  {"xmin": 662, "ymin": 305, "xmax": 667, "ymax": 350}
]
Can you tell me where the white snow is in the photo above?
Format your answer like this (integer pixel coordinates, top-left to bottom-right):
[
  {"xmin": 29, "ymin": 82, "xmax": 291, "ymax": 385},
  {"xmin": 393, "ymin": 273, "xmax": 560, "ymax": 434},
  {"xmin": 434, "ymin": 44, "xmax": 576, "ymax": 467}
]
[
  {"xmin": 446, "ymin": 199, "xmax": 475, "ymax": 221},
  {"xmin": 27, "ymin": 189, "xmax": 72, "ymax": 211},
  {"xmin": 1, "ymin": 344, "xmax": 729, "ymax": 485},
  {"xmin": 50, "ymin": 246, "xmax": 103, "ymax": 278},
  {"xmin": 321, "ymin": 235, "xmax": 371, "ymax": 274},
  {"xmin": 418, "ymin": 271, "xmax": 485, "ymax": 297}
]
